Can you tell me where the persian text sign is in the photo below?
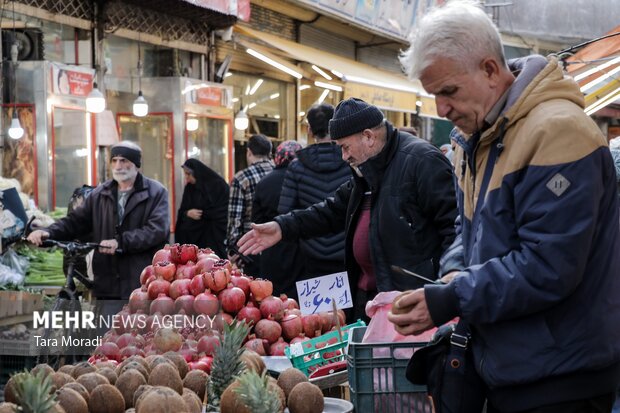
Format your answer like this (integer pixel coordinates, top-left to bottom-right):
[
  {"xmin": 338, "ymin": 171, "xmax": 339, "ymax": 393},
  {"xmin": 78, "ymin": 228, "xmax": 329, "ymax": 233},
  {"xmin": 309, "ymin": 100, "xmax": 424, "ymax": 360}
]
[
  {"xmin": 296, "ymin": 272, "xmax": 352, "ymax": 315},
  {"xmin": 50, "ymin": 63, "xmax": 95, "ymax": 97}
]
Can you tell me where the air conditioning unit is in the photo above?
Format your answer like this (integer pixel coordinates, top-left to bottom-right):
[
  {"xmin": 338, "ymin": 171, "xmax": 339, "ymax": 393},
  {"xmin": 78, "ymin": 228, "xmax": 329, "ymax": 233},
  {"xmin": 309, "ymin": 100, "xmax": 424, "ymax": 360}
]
[{"xmin": 2, "ymin": 29, "xmax": 44, "ymax": 61}]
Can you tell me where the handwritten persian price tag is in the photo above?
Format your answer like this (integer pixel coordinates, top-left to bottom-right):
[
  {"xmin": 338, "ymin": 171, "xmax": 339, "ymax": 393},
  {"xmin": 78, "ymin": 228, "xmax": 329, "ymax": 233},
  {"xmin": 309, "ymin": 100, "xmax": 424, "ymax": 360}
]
[{"xmin": 295, "ymin": 272, "xmax": 352, "ymax": 315}]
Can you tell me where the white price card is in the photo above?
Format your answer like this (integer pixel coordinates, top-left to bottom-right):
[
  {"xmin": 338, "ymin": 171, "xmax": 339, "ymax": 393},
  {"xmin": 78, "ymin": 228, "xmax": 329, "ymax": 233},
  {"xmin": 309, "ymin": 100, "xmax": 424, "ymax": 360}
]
[{"xmin": 295, "ymin": 272, "xmax": 352, "ymax": 315}]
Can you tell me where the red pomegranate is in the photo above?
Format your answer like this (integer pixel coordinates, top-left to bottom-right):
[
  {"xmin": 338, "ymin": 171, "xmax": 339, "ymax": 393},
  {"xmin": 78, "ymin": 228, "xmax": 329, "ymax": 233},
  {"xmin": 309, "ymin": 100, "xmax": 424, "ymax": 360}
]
[
  {"xmin": 169, "ymin": 279, "xmax": 192, "ymax": 299},
  {"xmin": 129, "ymin": 288, "xmax": 150, "ymax": 314},
  {"xmin": 280, "ymin": 314, "xmax": 303, "ymax": 341},
  {"xmin": 302, "ymin": 314, "xmax": 323, "ymax": 338},
  {"xmin": 255, "ymin": 318, "xmax": 282, "ymax": 344},
  {"xmin": 140, "ymin": 265, "xmax": 155, "ymax": 285},
  {"xmin": 193, "ymin": 290, "xmax": 220, "ymax": 316},
  {"xmin": 153, "ymin": 261, "xmax": 176, "ymax": 282},
  {"xmin": 231, "ymin": 274, "xmax": 252, "ymax": 299},
  {"xmin": 175, "ymin": 262, "xmax": 197, "ymax": 280},
  {"xmin": 243, "ymin": 335, "xmax": 267, "ymax": 356},
  {"xmin": 249, "ymin": 279, "xmax": 273, "ymax": 302},
  {"xmin": 147, "ymin": 278, "xmax": 171, "ymax": 300},
  {"xmin": 269, "ymin": 337, "xmax": 289, "ymax": 356},
  {"xmin": 189, "ymin": 273, "xmax": 206, "ymax": 296},
  {"xmin": 237, "ymin": 302, "xmax": 262, "ymax": 326},
  {"xmin": 152, "ymin": 248, "xmax": 171, "ymax": 265},
  {"xmin": 174, "ymin": 295, "xmax": 195, "ymax": 315},
  {"xmin": 197, "ymin": 333, "xmax": 221, "ymax": 356},
  {"xmin": 218, "ymin": 285, "xmax": 246, "ymax": 314},
  {"xmin": 260, "ymin": 296, "xmax": 284, "ymax": 321},
  {"xmin": 170, "ymin": 243, "xmax": 199, "ymax": 265},
  {"xmin": 150, "ymin": 293, "xmax": 175, "ymax": 315},
  {"xmin": 280, "ymin": 294, "xmax": 299, "ymax": 310}
]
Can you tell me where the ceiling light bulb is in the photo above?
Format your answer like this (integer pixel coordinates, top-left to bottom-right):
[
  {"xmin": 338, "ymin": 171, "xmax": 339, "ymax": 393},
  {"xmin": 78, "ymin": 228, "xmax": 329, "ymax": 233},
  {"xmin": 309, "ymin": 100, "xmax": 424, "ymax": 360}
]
[
  {"xmin": 8, "ymin": 111, "xmax": 24, "ymax": 139},
  {"xmin": 235, "ymin": 110, "xmax": 249, "ymax": 131},
  {"xmin": 86, "ymin": 82, "xmax": 106, "ymax": 113},
  {"xmin": 186, "ymin": 118, "xmax": 199, "ymax": 131},
  {"xmin": 132, "ymin": 91, "xmax": 149, "ymax": 117}
]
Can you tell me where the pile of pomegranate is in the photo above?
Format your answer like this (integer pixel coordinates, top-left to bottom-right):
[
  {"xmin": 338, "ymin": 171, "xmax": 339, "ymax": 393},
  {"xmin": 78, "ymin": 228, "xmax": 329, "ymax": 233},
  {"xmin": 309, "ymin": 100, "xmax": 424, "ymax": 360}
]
[{"xmin": 91, "ymin": 243, "xmax": 345, "ymax": 373}]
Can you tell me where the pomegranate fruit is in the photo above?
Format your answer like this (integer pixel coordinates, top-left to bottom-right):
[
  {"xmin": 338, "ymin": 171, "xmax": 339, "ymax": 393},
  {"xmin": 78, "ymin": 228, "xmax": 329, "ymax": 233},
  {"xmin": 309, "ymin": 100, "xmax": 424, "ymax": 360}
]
[
  {"xmin": 280, "ymin": 294, "xmax": 299, "ymax": 310},
  {"xmin": 260, "ymin": 296, "xmax": 284, "ymax": 321},
  {"xmin": 218, "ymin": 285, "xmax": 245, "ymax": 313},
  {"xmin": 153, "ymin": 261, "xmax": 176, "ymax": 281},
  {"xmin": 150, "ymin": 293, "xmax": 174, "ymax": 315},
  {"xmin": 237, "ymin": 302, "xmax": 262, "ymax": 326},
  {"xmin": 175, "ymin": 262, "xmax": 197, "ymax": 280},
  {"xmin": 231, "ymin": 274, "xmax": 252, "ymax": 299},
  {"xmin": 169, "ymin": 279, "xmax": 192, "ymax": 299},
  {"xmin": 128, "ymin": 288, "xmax": 150, "ymax": 314},
  {"xmin": 302, "ymin": 313, "xmax": 322, "ymax": 338},
  {"xmin": 243, "ymin": 335, "xmax": 267, "ymax": 356},
  {"xmin": 197, "ymin": 333, "xmax": 221, "ymax": 356},
  {"xmin": 193, "ymin": 291, "xmax": 220, "ymax": 316},
  {"xmin": 153, "ymin": 327, "xmax": 183, "ymax": 353},
  {"xmin": 174, "ymin": 295, "xmax": 195, "ymax": 315},
  {"xmin": 152, "ymin": 248, "xmax": 171, "ymax": 265},
  {"xmin": 249, "ymin": 279, "xmax": 273, "ymax": 302},
  {"xmin": 140, "ymin": 265, "xmax": 155, "ymax": 285},
  {"xmin": 189, "ymin": 273, "xmax": 206, "ymax": 296},
  {"xmin": 255, "ymin": 318, "xmax": 282, "ymax": 344},
  {"xmin": 204, "ymin": 269, "xmax": 229, "ymax": 293},
  {"xmin": 269, "ymin": 337, "xmax": 289, "ymax": 356},
  {"xmin": 280, "ymin": 314, "xmax": 303, "ymax": 341}
]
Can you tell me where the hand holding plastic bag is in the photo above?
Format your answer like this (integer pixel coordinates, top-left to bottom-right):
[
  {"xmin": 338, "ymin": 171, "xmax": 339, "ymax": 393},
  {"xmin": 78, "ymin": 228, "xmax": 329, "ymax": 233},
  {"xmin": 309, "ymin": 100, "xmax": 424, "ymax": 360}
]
[{"xmin": 362, "ymin": 291, "xmax": 436, "ymax": 359}]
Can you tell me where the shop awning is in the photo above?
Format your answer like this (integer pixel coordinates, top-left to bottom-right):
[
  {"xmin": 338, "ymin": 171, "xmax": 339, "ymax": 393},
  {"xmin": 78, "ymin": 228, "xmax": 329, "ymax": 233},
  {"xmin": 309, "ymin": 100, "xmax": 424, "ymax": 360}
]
[
  {"xmin": 567, "ymin": 25, "xmax": 620, "ymax": 115},
  {"xmin": 122, "ymin": 0, "xmax": 242, "ymax": 28},
  {"xmin": 235, "ymin": 25, "xmax": 437, "ymax": 116}
]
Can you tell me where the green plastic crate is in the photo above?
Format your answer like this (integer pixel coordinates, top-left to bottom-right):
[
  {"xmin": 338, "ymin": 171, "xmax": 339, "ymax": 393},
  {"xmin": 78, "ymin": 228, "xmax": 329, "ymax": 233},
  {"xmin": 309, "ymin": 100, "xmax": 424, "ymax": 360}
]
[
  {"xmin": 347, "ymin": 326, "xmax": 433, "ymax": 413},
  {"xmin": 285, "ymin": 320, "xmax": 365, "ymax": 376}
]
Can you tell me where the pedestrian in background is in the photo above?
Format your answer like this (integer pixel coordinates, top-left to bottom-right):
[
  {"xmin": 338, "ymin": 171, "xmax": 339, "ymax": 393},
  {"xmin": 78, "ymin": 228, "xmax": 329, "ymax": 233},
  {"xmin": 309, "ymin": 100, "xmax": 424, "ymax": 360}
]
[
  {"xmin": 238, "ymin": 98, "xmax": 458, "ymax": 322},
  {"xmin": 390, "ymin": 1, "xmax": 620, "ymax": 412},
  {"xmin": 28, "ymin": 141, "xmax": 169, "ymax": 317},
  {"xmin": 175, "ymin": 158, "xmax": 228, "ymax": 258},
  {"xmin": 252, "ymin": 140, "xmax": 304, "ymax": 298},
  {"xmin": 226, "ymin": 134, "xmax": 274, "ymax": 275},
  {"xmin": 278, "ymin": 104, "xmax": 352, "ymax": 277}
]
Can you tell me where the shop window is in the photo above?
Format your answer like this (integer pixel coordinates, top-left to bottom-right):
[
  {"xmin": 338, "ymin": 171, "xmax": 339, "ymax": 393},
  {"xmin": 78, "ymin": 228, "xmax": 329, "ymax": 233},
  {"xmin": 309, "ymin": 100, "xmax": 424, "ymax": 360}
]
[
  {"xmin": 52, "ymin": 108, "xmax": 91, "ymax": 209},
  {"xmin": 224, "ymin": 72, "xmax": 287, "ymax": 139},
  {"xmin": 185, "ymin": 116, "xmax": 230, "ymax": 180}
]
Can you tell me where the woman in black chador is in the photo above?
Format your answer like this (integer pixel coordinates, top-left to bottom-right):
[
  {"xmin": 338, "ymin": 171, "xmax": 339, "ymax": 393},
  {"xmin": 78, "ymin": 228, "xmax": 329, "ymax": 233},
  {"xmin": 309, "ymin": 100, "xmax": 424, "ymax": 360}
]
[{"xmin": 175, "ymin": 158, "xmax": 229, "ymax": 257}]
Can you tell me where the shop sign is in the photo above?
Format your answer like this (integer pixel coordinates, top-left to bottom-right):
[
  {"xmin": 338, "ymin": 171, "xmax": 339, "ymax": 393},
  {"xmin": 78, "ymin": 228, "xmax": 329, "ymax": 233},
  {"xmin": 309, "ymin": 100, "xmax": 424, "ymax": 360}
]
[
  {"xmin": 50, "ymin": 63, "xmax": 96, "ymax": 98},
  {"xmin": 345, "ymin": 83, "xmax": 438, "ymax": 117},
  {"xmin": 296, "ymin": 272, "xmax": 353, "ymax": 315},
  {"xmin": 196, "ymin": 87, "xmax": 224, "ymax": 106}
]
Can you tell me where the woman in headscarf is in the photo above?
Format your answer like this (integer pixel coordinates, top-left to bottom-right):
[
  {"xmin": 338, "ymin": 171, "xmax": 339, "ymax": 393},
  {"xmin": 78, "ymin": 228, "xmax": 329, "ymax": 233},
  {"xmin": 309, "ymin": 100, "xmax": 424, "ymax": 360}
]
[
  {"xmin": 252, "ymin": 140, "xmax": 305, "ymax": 298},
  {"xmin": 176, "ymin": 158, "xmax": 229, "ymax": 258}
]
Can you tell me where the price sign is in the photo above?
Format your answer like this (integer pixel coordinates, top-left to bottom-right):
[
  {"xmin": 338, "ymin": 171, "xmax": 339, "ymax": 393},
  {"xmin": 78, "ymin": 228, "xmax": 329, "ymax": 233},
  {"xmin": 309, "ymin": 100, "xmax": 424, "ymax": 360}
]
[{"xmin": 295, "ymin": 272, "xmax": 352, "ymax": 315}]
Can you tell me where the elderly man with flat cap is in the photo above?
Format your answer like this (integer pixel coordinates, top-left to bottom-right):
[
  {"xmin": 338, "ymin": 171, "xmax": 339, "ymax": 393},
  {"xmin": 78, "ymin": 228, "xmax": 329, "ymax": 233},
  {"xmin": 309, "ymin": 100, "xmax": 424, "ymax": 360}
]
[
  {"xmin": 28, "ymin": 141, "xmax": 169, "ymax": 313},
  {"xmin": 238, "ymin": 98, "xmax": 459, "ymax": 321}
]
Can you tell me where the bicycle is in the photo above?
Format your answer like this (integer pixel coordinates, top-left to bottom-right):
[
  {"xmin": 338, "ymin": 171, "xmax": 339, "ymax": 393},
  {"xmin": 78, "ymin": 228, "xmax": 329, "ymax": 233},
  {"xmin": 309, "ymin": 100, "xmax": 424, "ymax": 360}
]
[{"xmin": 31, "ymin": 238, "xmax": 122, "ymax": 368}]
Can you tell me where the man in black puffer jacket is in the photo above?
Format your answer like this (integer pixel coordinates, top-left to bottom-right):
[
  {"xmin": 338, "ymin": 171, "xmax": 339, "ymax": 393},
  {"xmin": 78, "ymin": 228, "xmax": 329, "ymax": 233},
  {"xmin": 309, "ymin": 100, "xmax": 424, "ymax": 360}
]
[
  {"xmin": 278, "ymin": 104, "xmax": 352, "ymax": 277},
  {"xmin": 238, "ymin": 99, "xmax": 458, "ymax": 320}
]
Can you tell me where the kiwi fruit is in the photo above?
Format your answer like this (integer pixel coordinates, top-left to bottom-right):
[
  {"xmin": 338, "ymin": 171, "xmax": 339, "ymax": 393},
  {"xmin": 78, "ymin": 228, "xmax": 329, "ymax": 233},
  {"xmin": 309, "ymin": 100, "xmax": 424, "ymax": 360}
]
[
  {"xmin": 55, "ymin": 387, "xmax": 88, "ymax": 413},
  {"xmin": 115, "ymin": 369, "xmax": 147, "ymax": 409},
  {"xmin": 182, "ymin": 370, "xmax": 208, "ymax": 401},
  {"xmin": 148, "ymin": 363, "xmax": 183, "ymax": 395},
  {"xmin": 219, "ymin": 380, "xmax": 250, "ymax": 413},
  {"xmin": 61, "ymin": 382, "xmax": 90, "ymax": 404},
  {"xmin": 57, "ymin": 364, "xmax": 75, "ymax": 376},
  {"xmin": 97, "ymin": 367, "xmax": 118, "ymax": 385},
  {"xmin": 118, "ymin": 361, "xmax": 149, "ymax": 381},
  {"xmin": 72, "ymin": 361, "xmax": 97, "ymax": 378},
  {"xmin": 181, "ymin": 388, "xmax": 202, "ymax": 413},
  {"xmin": 76, "ymin": 372, "xmax": 109, "ymax": 394},
  {"xmin": 287, "ymin": 382, "xmax": 324, "ymax": 413},
  {"xmin": 163, "ymin": 351, "xmax": 189, "ymax": 379},
  {"xmin": 31, "ymin": 363, "xmax": 55, "ymax": 379},
  {"xmin": 267, "ymin": 376, "xmax": 286, "ymax": 412},
  {"xmin": 132, "ymin": 384, "xmax": 153, "ymax": 410},
  {"xmin": 276, "ymin": 368, "xmax": 308, "ymax": 401},
  {"xmin": 49, "ymin": 372, "xmax": 75, "ymax": 392},
  {"xmin": 89, "ymin": 384, "xmax": 125, "ymax": 413},
  {"xmin": 136, "ymin": 386, "xmax": 189, "ymax": 413}
]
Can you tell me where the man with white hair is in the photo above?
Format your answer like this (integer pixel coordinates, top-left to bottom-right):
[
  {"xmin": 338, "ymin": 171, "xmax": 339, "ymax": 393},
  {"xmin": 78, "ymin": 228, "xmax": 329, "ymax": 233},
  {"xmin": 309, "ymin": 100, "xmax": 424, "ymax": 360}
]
[
  {"xmin": 389, "ymin": 1, "xmax": 620, "ymax": 412},
  {"xmin": 28, "ymin": 141, "xmax": 170, "ymax": 308}
]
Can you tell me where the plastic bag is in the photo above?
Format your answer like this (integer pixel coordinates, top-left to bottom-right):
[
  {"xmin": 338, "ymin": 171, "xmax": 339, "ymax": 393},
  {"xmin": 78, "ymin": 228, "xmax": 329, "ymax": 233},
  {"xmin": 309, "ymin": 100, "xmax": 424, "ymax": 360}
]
[
  {"xmin": 1, "ymin": 248, "xmax": 30, "ymax": 277},
  {"xmin": 362, "ymin": 291, "xmax": 436, "ymax": 359},
  {"xmin": 362, "ymin": 291, "xmax": 436, "ymax": 413},
  {"xmin": 0, "ymin": 261, "xmax": 24, "ymax": 286}
]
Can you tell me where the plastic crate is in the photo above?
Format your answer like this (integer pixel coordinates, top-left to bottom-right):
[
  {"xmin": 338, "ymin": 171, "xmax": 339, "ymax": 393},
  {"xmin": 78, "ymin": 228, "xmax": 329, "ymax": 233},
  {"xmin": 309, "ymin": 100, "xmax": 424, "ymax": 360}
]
[
  {"xmin": 347, "ymin": 326, "xmax": 433, "ymax": 413},
  {"xmin": 285, "ymin": 320, "xmax": 366, "ymax": 376}
]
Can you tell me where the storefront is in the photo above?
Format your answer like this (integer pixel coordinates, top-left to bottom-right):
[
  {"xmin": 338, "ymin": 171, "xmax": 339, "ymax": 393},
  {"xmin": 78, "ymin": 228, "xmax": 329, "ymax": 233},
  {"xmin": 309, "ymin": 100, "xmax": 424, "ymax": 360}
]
[{"xmin": 232, "ymin": 25, "xmax": 443, "ymax": 145}]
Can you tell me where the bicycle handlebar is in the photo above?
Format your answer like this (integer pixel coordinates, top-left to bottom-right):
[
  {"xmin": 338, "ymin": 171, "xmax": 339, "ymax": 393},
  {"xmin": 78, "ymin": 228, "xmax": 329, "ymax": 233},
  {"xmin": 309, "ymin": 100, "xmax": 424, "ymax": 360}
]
[{"xmin": 37, "ymin": 239, "xmax": 124, "ymax": 255}]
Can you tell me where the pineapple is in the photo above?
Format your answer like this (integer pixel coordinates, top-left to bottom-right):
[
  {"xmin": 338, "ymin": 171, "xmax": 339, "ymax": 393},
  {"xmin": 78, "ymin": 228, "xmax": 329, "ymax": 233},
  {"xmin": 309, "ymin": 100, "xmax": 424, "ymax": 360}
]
[
  {"xmin": 206, "ymin": 319, "xmax": 250, "ymax": 411},
  {"xmin": 234, "ymin": 371, "xmax": 282, "ymax": 413},
  {"xmin": 11, "ymin": 369, "xmax": 61, "ymax": 413}
]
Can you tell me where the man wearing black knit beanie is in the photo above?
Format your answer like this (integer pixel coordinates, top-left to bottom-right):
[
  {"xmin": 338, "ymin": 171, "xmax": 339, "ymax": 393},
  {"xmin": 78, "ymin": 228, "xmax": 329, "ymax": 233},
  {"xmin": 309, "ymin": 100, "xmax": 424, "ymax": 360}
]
[
  {"xmin": 238, "ymin": 98, "xmax": 460, "ymax": 322},
  {"xmin": 28, "ymin": 140, "xmax": 170, "ymax": 324}
]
